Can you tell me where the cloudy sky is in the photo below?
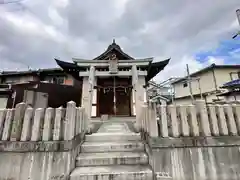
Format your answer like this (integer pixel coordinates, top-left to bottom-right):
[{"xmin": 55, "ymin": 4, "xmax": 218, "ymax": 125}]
[{"xmin": 0, "ymin": 0, "xmax": 240, "ymax": 82}]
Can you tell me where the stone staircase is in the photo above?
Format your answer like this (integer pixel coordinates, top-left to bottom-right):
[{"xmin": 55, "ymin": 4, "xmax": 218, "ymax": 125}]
[{"xmin": 70, "ymin": 122, "xmax": 153, "ymax": 180}]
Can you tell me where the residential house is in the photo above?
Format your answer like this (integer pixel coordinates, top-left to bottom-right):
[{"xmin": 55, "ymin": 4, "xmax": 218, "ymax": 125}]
[
  {"xmin": 0, "ymin": 68, "xmax": 82, "ymax": 108},
  {"xmin": 171, "ymin": 64, "xmax": 240, "ymax": 105}
]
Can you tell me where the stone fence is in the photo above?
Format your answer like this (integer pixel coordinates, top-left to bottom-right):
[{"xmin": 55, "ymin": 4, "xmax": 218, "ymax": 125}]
[
  {"xmin": 0, "ymin": 101, "xmax": 88, "ymax": 180},
  {"xmin": 0, "ymin": 101, "xmax": 88, "ymax": 142},
  {"xmin": 140, "ymin": 100, "xmax": 240, "ymax": 138}
]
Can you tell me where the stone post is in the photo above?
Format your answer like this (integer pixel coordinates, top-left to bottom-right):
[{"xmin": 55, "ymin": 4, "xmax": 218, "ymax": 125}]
[
  {"xmin": 207, "ymin": 105, "xmax": 219, "ymax": 136},
  {"xmin": 233, "ymin": 104, "xmax": 240, "ymax": 134},
  {"xmin": 21, "ymin": 107, "xmax": 34, "ymax": 141},
  {"xmin": 81, "ymin": 66, "xmax": 95, "ymax": 128},
  {"xmin": 160, "ymin": 105, "xmax": 169, "ymax": 137},
  {"xmin": 0, "ymin": 109, "xmax": 6, "ymax": 139},
  {"xmin": 132, "ymin": 65, "xmax": 146, "ymax": 131},
  {"xmin": 42, "ymin": 108, "xmax": 55, "ymax": 141},
  {"xmin": 188, "ymin": 105, "xmax": 200, "ymax": 136},
  {"xmin": 216, "ymin": 105, "xmax": 229, "ymax": 135},
  {"xmin": 168, "ymin": 105, "xmax": 180, "ymax": 137},
  {"xmin": 195, "ymin": 100, "xmax": 211, "ymax": 136},
  {"xmin": 1, "ymin": 109, "xmax": 14, "ymax": 141},
  {"xmin": 149, "ymin": 102, "xmax": 159, "ymax": 137},
  {"xmin": 53, "ymin": 107, "xmax": 65, "ymax": 141},
  {"xmin": 224, "ymin": 104, "xmax": 237, "ymax": 135},
  {"xmin": 31, "ymin": 108, "xmax": 45, "ymax": 141},
  {"xmin": 179, "ymin": 105, "xmax": 190, "ymax": 136},
  {"xmin": 64, "ymin": 101, "xmax": 76, "ymax": 140},
  {"xmin": 10, "ymin": 102, "xmax": 27, "ymax": 141}
]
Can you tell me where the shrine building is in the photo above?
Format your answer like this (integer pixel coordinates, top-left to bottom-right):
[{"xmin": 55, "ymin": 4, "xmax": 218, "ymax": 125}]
[{"xmin": 55, "ymin": 40, "xmax": 169, "ymax": 120}]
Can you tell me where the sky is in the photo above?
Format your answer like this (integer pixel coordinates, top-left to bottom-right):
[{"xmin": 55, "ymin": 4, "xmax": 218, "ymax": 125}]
[{"xmin": 0, "ymin": 0, "xmax": 240, "ymax": 82}]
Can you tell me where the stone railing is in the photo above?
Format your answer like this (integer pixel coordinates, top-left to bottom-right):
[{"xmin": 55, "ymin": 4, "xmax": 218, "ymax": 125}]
[
  {"xmin": 140, "ymin": 100, "xmax": 240, "ymax": 138},
  {"xmin": 0, "ymin": 101, "xmax": 89, "ymax": 150},
  {"xmin": 139, "ymin": 101, "xmax": 159, "ymax": 137},
  {"xmin": 141, "ymin": 101, "xmax": 240, "ymax": 180},
  {"xmin": 0, "ymin": 101, "xmax": 89, "ymax": 180}
]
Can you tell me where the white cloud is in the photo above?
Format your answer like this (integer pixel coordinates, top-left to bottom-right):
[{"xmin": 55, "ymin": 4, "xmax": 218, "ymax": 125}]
[{"xmin": 0, "ymin": 0, "xmax": 239, "ymax": 82}]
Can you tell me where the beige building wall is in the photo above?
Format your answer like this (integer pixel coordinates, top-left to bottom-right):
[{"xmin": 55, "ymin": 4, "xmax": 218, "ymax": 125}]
[
  {"xmin": 173, "ymin": 67, "xmax": 240, "ymax": 104},
  {"xmin": 214, "ymin": 68, "xmax": 240, "ymax": 90},
  {"xmin": 174, "ymin": 70, "xmax": 216, "ymax": 99}
]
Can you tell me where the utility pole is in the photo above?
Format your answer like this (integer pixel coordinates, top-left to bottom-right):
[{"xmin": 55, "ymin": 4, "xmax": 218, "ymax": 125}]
[
  {"xmin": 233, "ymin": 9, "xmax": 240, "ymax": 39},
  {"xmin": 186, "ymin": 64, "xmax": 194, "ymax": 103}
]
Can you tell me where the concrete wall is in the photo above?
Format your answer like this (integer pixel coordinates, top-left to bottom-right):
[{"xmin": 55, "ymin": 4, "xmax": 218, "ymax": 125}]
[
  {"xmin": 0, "ymin": 143, "xmax": 82, "ymax": 180},
  {"xmin": 0, "ymin": 101, "xmax": 88, "ymax": 180},
  {"xmin": 141, "ymin": 101, "xmax": 240, "ymax": 179},
  {"xmin": 147, "ymin": 136, "xmax": 240, "ymax": 180}
]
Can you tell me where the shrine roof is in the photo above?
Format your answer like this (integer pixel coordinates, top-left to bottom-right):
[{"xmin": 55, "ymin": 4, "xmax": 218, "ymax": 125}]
[
  {"xmin": 146, "ymin": 59, "xmax": 170, "ymax": 81},
  {"xmin": 93, "ymin": 39, "xmax": 134, "ymax": 60}
]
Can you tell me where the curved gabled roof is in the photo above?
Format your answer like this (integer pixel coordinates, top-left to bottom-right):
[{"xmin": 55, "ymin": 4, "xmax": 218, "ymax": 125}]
[{"xmin": 93, "ymin": 39, "xmax": 134, "ymax": 60}]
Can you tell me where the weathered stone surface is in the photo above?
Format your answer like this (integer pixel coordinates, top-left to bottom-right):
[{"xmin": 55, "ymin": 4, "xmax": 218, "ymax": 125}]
[
  {"xmin": 196, "ymin": 100, "xmax": 211, "ymax": 136},
  {"xmin": 0, "ymin": 143, "xmax": 82, "ymax": 180},
  {"xmin": 188, "ymin": 105, "xmax": 200, "ymax": 137},
  {"xmin": 0, "ymin": 133, "xmax": 84, "ymax": 152},
  {"xmin": 168, "ymin": 105, "xmax": 180, "ymax": 137},
  {"xmin": 70, "ymin": 165, "xmax": 153, "ymax": 180},
  {"xmin": 233, "ymin": 104, "xmax": 240, "ymax": 134},
  {"xmin": 216, "ymin": 105, "xmax": 229, "ymax": 135},
  {"xmin": 2, "ymin": 109, "xmax": 14, "ymax": 141},
  {"xmin": 81, "ymin": 141, "xmax": 144, "ymax": 153},
  {"xmin": 21, "ymin": 107, "xmax": 34, "ymax": 141},
  {"xmin": 179, "ymin": 105, "xmax": 190, "ymax": 136},
  {"xmin": 53, "ymin": 107, "xmax": 65, "ymax": 141},
  {"xmin": 42, "ymin": 108, "xmax": 55, "ymax": 141},
  {"xmin": 10, "ymin": 102, "xmax": 27, "ymax": 141},
  {"xmin": 64, "ymin": 101, "xmax": 76, "ymax": 140},
  {"xmin": 148, "ymin": 136, "xmax": 240, "ymax": 148},
  {"xmin": 207, "ymin": 105, "xmax": 220, "ymax": 136},
  {"xmin": 76, "ymin": 151, "xmax": 148, "ymax": 166},
  {"xmin": 159, "ymin": 105, "xmax": 169, "ymax": 137},
  {"xmin": 149, "ymin": 146, "xmax": 240, "ymax": 180},
  {"xmin": 0, "ymin": 109, "xmax": 7, "ymax": 139},
  {"xmin": 85, "ymin": 132, "xmax": 141, "ymax": 142},
  {"xmin": 224, "ymin": 104, "xmax": 238, "ymax": 135},
  {"xmin": 31, "ymin": 108, "xmax": 45, "ymax": 141}
]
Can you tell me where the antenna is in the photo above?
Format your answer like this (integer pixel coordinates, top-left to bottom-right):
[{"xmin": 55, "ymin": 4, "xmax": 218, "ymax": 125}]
[{"xmin": 233, "ymin": 9, "xmax": 240, "ymax": 39}]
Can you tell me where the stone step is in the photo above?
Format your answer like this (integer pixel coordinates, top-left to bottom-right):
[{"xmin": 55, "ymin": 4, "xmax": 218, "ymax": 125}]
[
  {"xmin": 85, "ymin": 132, "xmax": 141, "ymax": 142},
  {"xmin": 70, "ymin": 165, "xmax": 153, "ymax": 180},
  {"xmin": 76, "ymin": 152, "xmax": 148, "ymax": 167},
  {"xmin": 81, "ymin": 141, "xmax": 145, "ymax": 153}
]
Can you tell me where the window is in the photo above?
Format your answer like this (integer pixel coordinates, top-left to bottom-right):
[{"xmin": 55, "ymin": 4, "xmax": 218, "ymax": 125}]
[
  {"xmin": 53, "ymin": 77, "xmax": 64, "ymax": 84},
  {"xmin": 183, "ymin": 82, "xmax": 188, "ymax": 88},
  {"xmin": 44, "ymin": 76, "xmax": 65, "ymax": 84}
]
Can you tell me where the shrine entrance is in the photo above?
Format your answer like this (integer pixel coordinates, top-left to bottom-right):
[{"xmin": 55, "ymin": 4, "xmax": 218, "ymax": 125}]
[{"xmin": 96, "ymin": 77, "xmax": 132, "ymax": 117}]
